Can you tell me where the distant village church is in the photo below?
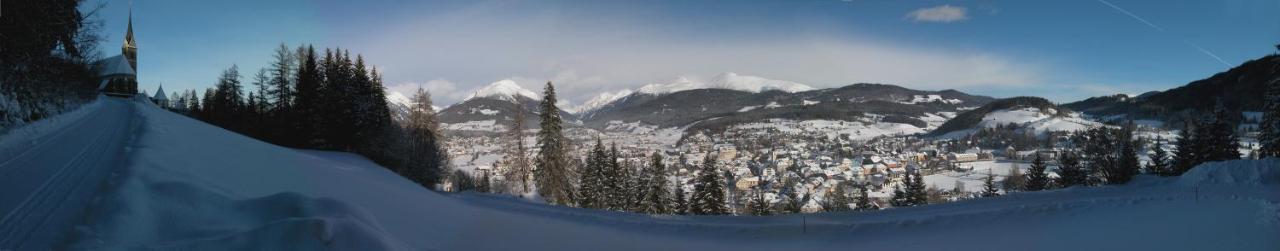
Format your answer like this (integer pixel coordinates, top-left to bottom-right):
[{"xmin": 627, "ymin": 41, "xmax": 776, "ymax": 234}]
[{"xmin": 96, "ymin": 8, "xmax": 139, "ymax": 97}]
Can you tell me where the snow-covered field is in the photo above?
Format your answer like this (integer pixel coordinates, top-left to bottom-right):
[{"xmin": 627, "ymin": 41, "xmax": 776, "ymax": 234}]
[{"xmin": 57, "ymin": 100, "xmax": 1280, "ymax": 250}]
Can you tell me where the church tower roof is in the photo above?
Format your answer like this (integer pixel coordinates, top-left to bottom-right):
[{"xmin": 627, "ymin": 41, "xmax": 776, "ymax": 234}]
[{"xmin": 122, "ymin": 3, "xmax": 138, "ymax": 72}]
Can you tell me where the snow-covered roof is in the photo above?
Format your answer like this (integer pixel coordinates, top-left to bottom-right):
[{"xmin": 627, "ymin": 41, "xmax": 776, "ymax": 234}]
[
  {"xmin": 154, "ymin": 85, "xmax": 168, "ymax": 100},
  {"xmin": 95, "ymin": 55, "xmax": 135, "ymax": 77}
]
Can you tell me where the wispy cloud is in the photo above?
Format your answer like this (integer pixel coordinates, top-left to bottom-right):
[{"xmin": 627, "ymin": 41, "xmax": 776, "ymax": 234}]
[{"xmin": 906, "ymin": 5, "xmax": 969, "ymax": 23}]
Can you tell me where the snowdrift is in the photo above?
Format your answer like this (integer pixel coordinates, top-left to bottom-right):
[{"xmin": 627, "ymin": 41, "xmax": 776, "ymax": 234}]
[
  {"xmin": 68, "ymin": 101, "xmax": 1280, "ymax": 250},
  {"xmin": 1179, "ymin": 158, "xmax": 1280, "ymax": 186}
]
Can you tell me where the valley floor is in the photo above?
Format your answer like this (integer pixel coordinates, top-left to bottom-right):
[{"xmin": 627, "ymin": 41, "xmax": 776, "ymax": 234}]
[{"xmin": 7, "ymin": 98, "xmax": 1278, "ymax": 250}]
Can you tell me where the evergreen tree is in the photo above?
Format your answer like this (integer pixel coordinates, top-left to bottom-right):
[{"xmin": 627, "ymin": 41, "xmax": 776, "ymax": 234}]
[
  {"xmin": 907, "ymin": 170, "xmax": 927, "ymax": 206},
  {"xmin": 1201, "ymin": 100, "xmax": 1242, "ymax": 162},
  {"xmin": 576, "ymin": 138, "xmax": 607, "ymax": 209},
  {"xmin": 533, "ymin": 82, "xmax": 575, "ymax": 206},
  {"xmin": 1058, "ymin": 152, "xmax": 1089, "ymax": 187},
  {"xmin": 640, "ymin": 153, "xmax": 670, "ymax": 214},
  {"xmin": 1171, "ymin": 121, "xmax": 1200, "ymax": 175},
  {"xmin": 1147, "ymin": 137, "xmax": 1171, "ymax": 176},
  {"xmin": 689, "ymin": 154, "xmax": 728, "ymax": 215},
  {"xmin": 1108, "ymin": 122, "xmax": 1140, "ymax": 185},
  {"xmin": 854, "ymin": 185, "xmax": 877, "ymax": 211},
  {"xmin": 890, "ymin": 184, "xmax": 909, "ymax": 207},
  {"xmin": 293, "ymin": 46, "xmax": 325, "ymax": 147},
  {"xmin": 981, "ymin": 170, "xmax": 1000, "ymax": 197},
  {"xmin": 1261, "ymin": 75, "xmax": 1280, "ymax": 158},
  {"xmin": 673, "ymin": 184, "xmax": 689, "ymax": 215},
  {"xmin": 1024, "ymin": 155, "xmax": 1049, "ymax": 191}
]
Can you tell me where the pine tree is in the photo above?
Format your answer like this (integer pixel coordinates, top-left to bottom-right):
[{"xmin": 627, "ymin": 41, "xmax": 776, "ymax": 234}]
[
  {"xmin": 673, "ymin": 184, "xmax": 689, "ymax": 215},
  {"xmin": 890, "ymin": 184, "xmax": 909, "ymax": 207},
  {"xmin": 1147, "ymin": 137, "xmax": 1171, "ymax": 176},
  {"xmin": 689, "ymin": 154, "xmax": 728, "ymax": 215},
  {"xmin": 1260, "ymin": 74, "xmax": 1280, "ymax": 158},
  {"xmin": 1202, "ymin": 100, "xmax": 1242, "ymax": 162},
  {"xmin": 1171, "ymin": 121, "xmax": 1200, "ymax": 175},
  {"xmin": 1057, "ymin": 152, "xmax": 1087, "ymax": 187},
  {"xmin": 293, "ymin": 46, "xmax": 326, "ymax": 147},
  {"xmin": 854, "ymin": 185, "xmax": 877, "ymax": 211},
  {"xmin": 640, "ymin": 153, "xmax": 670, "ymax": 214},
  {"xmin": 1024, "ymin": 155, "xmax": 1049, "ymax": 191},
  {"xmin": 907, "ymin": 170, "xmax": 927, "ymax": 206},
  {"xmin": 533, "ymin": 82, "xmax": 575, "ymax": 206},
  {"xmin": 604, "ymin": 143, "xmax": 626, "ymax": 211},
  {"xmin": 1108, "ymin": 122, "xmax": 1140, "ymax": 185},
  {"xmin": 576, "ymin": 138, "xmax": 607, "ymax": 209},
  {"xmin": 981, "ymin": 169, "xmax": 1000, "ymax": 197}
]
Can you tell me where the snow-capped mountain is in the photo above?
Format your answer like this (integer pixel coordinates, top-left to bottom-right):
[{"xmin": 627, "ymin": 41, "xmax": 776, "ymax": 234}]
[
  {"xmin": 569, "ymin": 89, "xmax": 632, "ymax": 115},
  {"xmin": 463, "ymin": 79, "xmax": 540, "ymax": 102},
  {"xmin": 437, "ymin": 80, "xmax": 575, "ymax": 132},
  {"xmin": 386, "ymin": 91, "xmax": 442, "ymax": 125},
  {"xmin": 635, "ymin": 72, "xmax": 814, "ymax": 95}
]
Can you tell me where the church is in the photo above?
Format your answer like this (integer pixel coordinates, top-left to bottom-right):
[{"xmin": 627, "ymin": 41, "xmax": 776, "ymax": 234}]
[{"xmin": 95, "ymin": 9, "xmax": 139, "ymax": 97}]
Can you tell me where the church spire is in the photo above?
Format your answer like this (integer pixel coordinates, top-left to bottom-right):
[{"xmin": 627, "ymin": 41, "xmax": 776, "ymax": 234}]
[{"xmin": 122, "ymin": 1, "xmax": 138, "ymax": 72}]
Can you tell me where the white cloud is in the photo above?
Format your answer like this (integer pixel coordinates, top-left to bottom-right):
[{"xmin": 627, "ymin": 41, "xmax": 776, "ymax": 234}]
[{"xmin": 906, "ymin": 5, "xmax": 969, "ymax": 23}]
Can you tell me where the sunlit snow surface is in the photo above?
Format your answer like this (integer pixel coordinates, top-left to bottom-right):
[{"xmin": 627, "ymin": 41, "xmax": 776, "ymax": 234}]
[{"xmin": 66, "ymin": 101, "xmax": 1280, "ymax": 250}]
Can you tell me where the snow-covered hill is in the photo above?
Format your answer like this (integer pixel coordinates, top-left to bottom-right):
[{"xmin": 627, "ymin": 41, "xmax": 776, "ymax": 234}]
[
  {"xmin": 64, "ymin": 100, "xmax": 1280, "ymax": 250},
  {"xmin": 931, "ymin": 96, "xmax": 1103, "ymax": 138}
]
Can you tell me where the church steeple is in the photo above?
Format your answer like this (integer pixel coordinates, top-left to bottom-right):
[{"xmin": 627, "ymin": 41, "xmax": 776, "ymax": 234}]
[{"xmin": 122, "ymin": 3, "xmax": 138, "ymax": 72}]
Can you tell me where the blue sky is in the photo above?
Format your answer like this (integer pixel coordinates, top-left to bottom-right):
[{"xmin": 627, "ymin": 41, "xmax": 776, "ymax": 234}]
[{"xmin": 89, "ymin": 0, "xmax": 1280, "ymax": 105}]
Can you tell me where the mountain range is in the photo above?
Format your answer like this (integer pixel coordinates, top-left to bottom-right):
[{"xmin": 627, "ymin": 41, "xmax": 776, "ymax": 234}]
[{"xmin": 386, "ymin": 54, "xmax": 1277, "ymax": 138}]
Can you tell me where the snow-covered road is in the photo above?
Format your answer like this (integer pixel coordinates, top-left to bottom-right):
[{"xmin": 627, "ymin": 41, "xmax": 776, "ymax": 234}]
[{"xmin": 0, "ymin": 98, "xmax": 135, "ymax": 250}]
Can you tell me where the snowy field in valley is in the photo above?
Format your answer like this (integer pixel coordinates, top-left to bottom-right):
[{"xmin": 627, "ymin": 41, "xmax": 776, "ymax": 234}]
[{"xmin": 61, "ymin": 100, "xmax": 1280, "ymax": 250}]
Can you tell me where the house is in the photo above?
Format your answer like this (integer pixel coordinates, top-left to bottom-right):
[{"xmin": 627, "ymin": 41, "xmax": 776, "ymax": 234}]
[
  {"xmin": 735, "ymin": 176, "xmax": 761, "ymax": 191},
  {"xmin": 947, "ymin": 153, "xmax": 979, "ymax": 162}
]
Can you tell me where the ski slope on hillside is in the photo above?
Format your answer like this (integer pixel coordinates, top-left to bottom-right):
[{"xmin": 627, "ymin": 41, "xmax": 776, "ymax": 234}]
[
  {"xmin": 0, "ymin": 97, "xmax": 136, "ymax": 250},
  {"xmin": 58, "ymin": 100, "xmax": 1280, "ymax": 250}
]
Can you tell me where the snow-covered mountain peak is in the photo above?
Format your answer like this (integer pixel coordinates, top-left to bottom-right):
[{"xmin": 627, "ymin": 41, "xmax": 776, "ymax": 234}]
[
  {"xmin": 635, "ymin": 73, "xmax": 813, "ymax": 95},
  {"xmin": 708, "ymin": 72, "xmax": 814, "ymax": 93},
  {"xmin": 387, "ymin": 91, "xmax": 415, "ymax": 108},
  {"xmin": 464, "ymin": 79, "xmax": 540, "ymax": 102},
  {"xmin": 570, "ymin": 89, "xmax": 633, "ymax": 114}
]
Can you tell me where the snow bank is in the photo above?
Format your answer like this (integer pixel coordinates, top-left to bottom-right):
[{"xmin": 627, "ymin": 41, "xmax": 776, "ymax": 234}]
[
  {"xmin": 69, "ymin": 101, "xmax": 1280, "ymax": 250},
  {"xmin": 0, "ymin": 96, "xmax": 104, "ymax": 158},
  {"xmin": 1179, "ymin": 158, "xmax": 1280, "ymax": 186}
]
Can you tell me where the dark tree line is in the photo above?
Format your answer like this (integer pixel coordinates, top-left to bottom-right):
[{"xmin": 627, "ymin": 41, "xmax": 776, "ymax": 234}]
[
  {"xmin": 171, "ymin": 44, "xmax": 448, "ymax": 190},
  {"xmin": 1, "ymin": 0, "xmax": 102, "ymax": 130}
]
